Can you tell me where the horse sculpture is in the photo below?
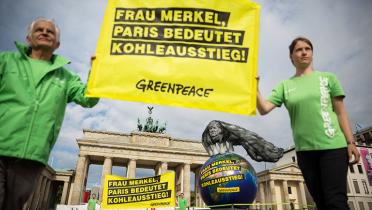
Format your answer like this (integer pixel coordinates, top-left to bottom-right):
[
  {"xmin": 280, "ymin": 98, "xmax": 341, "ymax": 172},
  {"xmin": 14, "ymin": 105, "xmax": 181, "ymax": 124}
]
[{"xmin": 202, "ymin": 120, "xmax": 284, "ymax": 162}]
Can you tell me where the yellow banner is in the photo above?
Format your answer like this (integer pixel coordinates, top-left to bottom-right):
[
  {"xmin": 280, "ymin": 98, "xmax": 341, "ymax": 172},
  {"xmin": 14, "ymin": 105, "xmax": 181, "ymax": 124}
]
[
  {"xmin": 87, "ymin": 0, "xmax": 260, "ymax": 115},
  {"xmin": 102, "ymin": 172, "xmax": 175, "ymax": 209}
]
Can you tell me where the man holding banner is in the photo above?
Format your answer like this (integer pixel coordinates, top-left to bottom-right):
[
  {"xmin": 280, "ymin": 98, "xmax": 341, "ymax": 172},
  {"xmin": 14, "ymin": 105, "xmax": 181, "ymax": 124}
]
[
  {"xmin": 0, "ymin": 17, "xmax": 99, "ymax": 210},
  {"xmin": 177, "ymin": 193, "xmax": 188, "ymax": 210},
  {"xmin": 88, "ymin": 193, "xmax": 99, "ymax": 210}
]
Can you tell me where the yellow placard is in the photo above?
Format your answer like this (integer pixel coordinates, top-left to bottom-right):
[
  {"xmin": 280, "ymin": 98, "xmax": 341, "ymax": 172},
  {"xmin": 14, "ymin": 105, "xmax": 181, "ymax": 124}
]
[
  {"xmin": 87, "ymin": 0, "xmax": 260, "ymax": 115},
  {"xmin": 217, "ymin": 187, "xmax": 240, "ymax": 193},
  {"xmin": 102, "ymin": 172, "xmax": 175, "ymax": 209}
]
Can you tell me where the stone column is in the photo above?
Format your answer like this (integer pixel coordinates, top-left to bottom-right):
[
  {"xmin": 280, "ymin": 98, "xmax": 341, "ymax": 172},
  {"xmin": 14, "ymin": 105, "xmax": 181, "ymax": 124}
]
[
  {"xmin": 155, "ymin": 162, "xmax": 168, "ymax": 175},
  {"xmin": 36, "ymin": 178, "xmax": 48, "ymax": 210},
  {"xmin": 101, "ymin": 157, "xmax": 113, "ymax": 181},
  {"xmin": 70, "ymin": 154, "xmax": 88, "ymax": 204},
  {"xmin": 27, "ymin": 175, "xmax": 41, "ymax": 209},
  {"xmin": 28, "ymin": 174, "xmax": 44, "ymax": 210},
  {"xmin": 161, "ymin": 162, "xmax": 168, "ymax": 173},
  {"xmin": 183, "ymin": 163, "xmax": 191, "ymax": 204},
  {"xmin": 282, "ymin": 180, "xmax": 290, "ymax": 210},
  {"xmin": 259, "ymin": 182, "xmax": 266, "ymax": 210},
  {"xmin": 127, "ymin": 159, "xmax": 136, "ymax": 178},
  {"xmin": 41, "ymin": 179, "xmax": 52, "ymax": 209},
  {"xmin": 299, "ymin": 181, "xmax": 308, "ymax": 209},
  {"xmin": 194, "ymin": 167, "xmax": 200, "ymax": 207},
  {"xmin": 175, "ymin": 164, "xmax": 184, "ymax": 194},
  {"xmin": 83, "ymin": 156, "xmax": 90, "ymax": 197},
  {"xmin": 36, "ymin": 177, "xmax": 50, "ymax": 209},
  {"xmin": 269, "ymin": 180, "xmax": 277, "ymax": 210},
  {"xmin": 155, "ymin": 162, "xmax": 161, "ymax": 175},
  {"xmin": 101, "ymin": 157, "xmax": 113, "ymax": 200},
  {"xmin": 60, "ymin": 181, "xmax": 70, "ymax": 204},
  {"xmin": 194, "ymin": 167, "xmax": 204, "ymax": 207}
]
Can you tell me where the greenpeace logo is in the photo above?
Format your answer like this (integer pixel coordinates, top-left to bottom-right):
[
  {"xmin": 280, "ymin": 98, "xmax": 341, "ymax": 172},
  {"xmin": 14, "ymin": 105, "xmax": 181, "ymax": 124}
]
[{"xmin": 319, "ymin": 76, "xmax": 335, "ymax": 138}]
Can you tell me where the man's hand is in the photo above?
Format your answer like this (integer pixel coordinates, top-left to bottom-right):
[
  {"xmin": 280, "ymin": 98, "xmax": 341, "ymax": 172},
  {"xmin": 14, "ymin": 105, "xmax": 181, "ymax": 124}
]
[{"xmin": 90, "ymin": 55, "xmax": 96, "ymax": 66}]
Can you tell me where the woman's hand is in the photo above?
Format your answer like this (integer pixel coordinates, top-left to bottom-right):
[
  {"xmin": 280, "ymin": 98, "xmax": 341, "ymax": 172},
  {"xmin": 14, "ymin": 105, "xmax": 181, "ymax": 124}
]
[
  {"xmin": 256, "ymin": 76, "xmax": 276, "ymax": 115},
  {"xmin": 348, "ymin": 143, "xmax": 360, "ymax": 165}
]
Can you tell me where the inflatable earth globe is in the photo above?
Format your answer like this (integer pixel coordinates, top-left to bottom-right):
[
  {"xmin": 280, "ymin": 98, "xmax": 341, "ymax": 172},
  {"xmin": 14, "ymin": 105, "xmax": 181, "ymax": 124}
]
[{"xmin": 197, "ymin": 152, "xmax": 257, "ymax": 207}]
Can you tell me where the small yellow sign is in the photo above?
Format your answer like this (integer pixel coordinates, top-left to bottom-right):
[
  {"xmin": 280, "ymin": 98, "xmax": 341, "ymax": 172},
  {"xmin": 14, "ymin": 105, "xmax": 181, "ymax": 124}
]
[
  {"xmin": 102, "ymin": 172, "xmax": 175, "ymax": 209},
  {"xmin": 217, "ymin": 187, "xmax": 240, "ymax": 193}
]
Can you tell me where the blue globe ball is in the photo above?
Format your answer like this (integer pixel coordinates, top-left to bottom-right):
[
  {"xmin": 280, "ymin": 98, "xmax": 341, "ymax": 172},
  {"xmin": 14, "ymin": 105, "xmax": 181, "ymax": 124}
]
[{"xmin": 198, "ymin": 152, "xmax": 257, "ymax": 207}]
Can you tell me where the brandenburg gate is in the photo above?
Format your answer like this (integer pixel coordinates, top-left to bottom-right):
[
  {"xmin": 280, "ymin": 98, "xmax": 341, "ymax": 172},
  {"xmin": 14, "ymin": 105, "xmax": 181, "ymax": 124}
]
[{"xmin": 69, "ymin": 129, "xmax": 210, "ymax": 205}]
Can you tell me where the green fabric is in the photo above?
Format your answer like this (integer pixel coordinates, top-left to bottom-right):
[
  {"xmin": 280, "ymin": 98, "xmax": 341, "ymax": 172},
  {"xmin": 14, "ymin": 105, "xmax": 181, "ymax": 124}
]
[
  {"xmin": 0, "ymin": 42, "xmax": 99, "ymax": 165},
  {"xmin": 88, "ymin": 198, "xmax": 97, "ymax": 210},
  {"xmin": 178, "ymin": 197, "xmax": 187, "ymax": 210},
  {"xmin": 27, "ymin": 57, "xmax": 52, "ymax": 85},
  {"xmin": 268, "ymin": 71, "xmax": 347, "ymax": 151}
]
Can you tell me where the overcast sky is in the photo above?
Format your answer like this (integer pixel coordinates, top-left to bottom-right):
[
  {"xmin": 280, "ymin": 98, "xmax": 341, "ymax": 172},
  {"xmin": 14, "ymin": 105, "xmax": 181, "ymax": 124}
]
[{"xmin": 1, "ymin": 0, "xmax": 372, "ymax": 188}]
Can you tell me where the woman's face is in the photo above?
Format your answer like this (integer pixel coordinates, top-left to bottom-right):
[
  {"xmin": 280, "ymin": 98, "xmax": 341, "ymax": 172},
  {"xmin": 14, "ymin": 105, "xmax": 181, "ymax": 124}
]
[
  {"xmin": 209, "ymin": 123, "xmax": 222, "ymax": 138},
  {"xmin": 290, "ymin": 40, "xmax": 313, "ymax": 68}
]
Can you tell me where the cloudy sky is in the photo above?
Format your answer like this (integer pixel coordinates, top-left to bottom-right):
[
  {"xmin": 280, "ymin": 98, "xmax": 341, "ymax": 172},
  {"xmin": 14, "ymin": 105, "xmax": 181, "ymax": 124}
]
[{"xmin": 1, "ymin": 0, "xmax": 372, "ymax": 188}]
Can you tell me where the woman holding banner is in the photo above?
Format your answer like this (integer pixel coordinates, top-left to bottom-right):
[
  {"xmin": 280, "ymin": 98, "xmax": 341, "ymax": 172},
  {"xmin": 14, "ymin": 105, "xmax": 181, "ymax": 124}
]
[{"xmin": 256, "ymin": 37, "xmax": 360, "ymax": 210}]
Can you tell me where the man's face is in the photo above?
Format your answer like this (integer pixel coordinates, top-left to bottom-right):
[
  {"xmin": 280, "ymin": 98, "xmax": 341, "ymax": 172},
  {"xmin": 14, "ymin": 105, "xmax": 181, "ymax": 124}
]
[{"xmin": 27, "ymin": 20, "xmax": 59, "ymax": 51}]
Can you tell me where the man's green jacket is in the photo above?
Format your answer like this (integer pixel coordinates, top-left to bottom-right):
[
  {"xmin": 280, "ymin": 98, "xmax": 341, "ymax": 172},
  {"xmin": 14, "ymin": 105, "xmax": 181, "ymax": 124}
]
[{"xmin": 0, "ymin": 42, "xmax": 99, "ymax": 165}]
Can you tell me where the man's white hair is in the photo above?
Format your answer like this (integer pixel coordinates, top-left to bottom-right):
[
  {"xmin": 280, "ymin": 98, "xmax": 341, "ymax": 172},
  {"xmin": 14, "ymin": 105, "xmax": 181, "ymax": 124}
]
[{"xmin": 27, "ymin": 17, "xmax": 60, "ymax": 42}]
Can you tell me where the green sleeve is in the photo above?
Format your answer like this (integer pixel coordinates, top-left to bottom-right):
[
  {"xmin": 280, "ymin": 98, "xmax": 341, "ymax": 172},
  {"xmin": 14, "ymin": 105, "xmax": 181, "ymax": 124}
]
[
  {"xmin": 328, "ymin": 73, "xmax": 345, "ymax": 98},
  {"xmin": 0, "ymin": 53, "xmax": 6, "ymax": 81},
  {"xmin": 267, "ymin": 81, "xmax": 285, "ymax": 107},
  {"xmin": 66, "ymin": 71, "xmax": 99, "ymax": 107}
]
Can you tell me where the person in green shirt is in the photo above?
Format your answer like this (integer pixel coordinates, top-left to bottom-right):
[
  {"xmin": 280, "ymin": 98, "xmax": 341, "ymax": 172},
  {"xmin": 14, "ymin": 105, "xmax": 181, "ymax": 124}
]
[
  {"xmin": 256, "ymin": 37, "xmax": 360, "ymax": 210},
  {"xmin": 177, "ymin": 193, "xmax": 187, "ymax": 210},
  {"xmin": 88, "ymin": 193, "xmax": 98, "ymax": 210},
  {"xmin": 0, "ymin": 17, "xmax": 99, "ymax": 210}
]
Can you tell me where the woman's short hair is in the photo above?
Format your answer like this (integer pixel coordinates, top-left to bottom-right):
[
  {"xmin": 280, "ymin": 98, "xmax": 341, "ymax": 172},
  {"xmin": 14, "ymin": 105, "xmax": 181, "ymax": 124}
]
[{"xmin": 289, "ymin": 37, "xmax": 313, "ymax": 54}]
